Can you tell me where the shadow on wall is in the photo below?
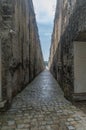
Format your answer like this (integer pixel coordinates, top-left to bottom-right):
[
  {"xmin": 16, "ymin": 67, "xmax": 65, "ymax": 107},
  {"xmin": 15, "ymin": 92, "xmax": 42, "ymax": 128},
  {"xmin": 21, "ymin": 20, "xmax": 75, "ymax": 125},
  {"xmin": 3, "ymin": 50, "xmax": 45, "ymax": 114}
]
[
  {"xmin": 49, "ymin": 0, "xmax": 86, "ymax": 101},
  {"xmin": 0, "ymin": 0, "xmax": 44, "ymax": 110}
]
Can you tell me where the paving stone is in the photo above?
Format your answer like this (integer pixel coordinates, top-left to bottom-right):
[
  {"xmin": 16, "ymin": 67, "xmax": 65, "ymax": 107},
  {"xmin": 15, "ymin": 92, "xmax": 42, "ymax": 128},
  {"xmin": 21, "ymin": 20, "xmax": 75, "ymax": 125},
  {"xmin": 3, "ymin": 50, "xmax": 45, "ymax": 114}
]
[
  {"xmin": 1, "ymin": 126, "xmax": 10, "ymax": 130},
  {"xmin": 16, "ymin": 129, "xmax": 29, "ymax": 130},
  {"xmin": 46, "ymin": 125, "xmax": 52, "ymax": 130},
  {"xmin": 8, "ymin": 120, "xmax": 15, "ymax": 126},
  {"xmin": 67, "ymin": 118, "xmax": 74, "ymax": 122},
  {"xmin": 0, "ymin": 70, "xmax": 86, "ymax": 130},
  {"xmin": 74, "ymin": 116, "xmax": 81, "ymax": 121},
  {"xmin": 67, "ymin": 126, "xmax": 76, "ymax": 130},
  {"xmin": 17, "ymin": 124, "xmax": 25, "ymax": 129}
]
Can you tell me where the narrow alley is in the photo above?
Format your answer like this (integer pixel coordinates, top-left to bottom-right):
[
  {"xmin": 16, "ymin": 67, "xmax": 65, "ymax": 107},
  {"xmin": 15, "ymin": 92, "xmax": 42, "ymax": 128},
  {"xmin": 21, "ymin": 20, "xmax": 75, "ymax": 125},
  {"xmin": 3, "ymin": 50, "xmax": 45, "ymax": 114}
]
[{"xmin": 0, "ymin": 70, "xmax": 86, "ymax": 130}]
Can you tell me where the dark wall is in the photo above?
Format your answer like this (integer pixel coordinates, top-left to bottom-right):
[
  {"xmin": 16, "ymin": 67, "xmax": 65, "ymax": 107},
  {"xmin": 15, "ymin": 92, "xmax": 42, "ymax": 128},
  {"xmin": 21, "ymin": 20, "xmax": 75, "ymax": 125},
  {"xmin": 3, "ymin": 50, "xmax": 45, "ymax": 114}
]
[
  {"xmin": 49, "ymin": 0, "xmax": 86, "ymax": 100},
  {"xmin": 0, "ymin": 0, "xmax": 44, "ymax": 105}
]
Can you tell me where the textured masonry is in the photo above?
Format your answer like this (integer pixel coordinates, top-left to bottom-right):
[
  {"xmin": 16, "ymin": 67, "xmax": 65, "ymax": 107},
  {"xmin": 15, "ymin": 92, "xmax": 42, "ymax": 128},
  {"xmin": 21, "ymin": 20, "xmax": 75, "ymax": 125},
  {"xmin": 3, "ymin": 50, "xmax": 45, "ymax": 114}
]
[
  {"xmin": 0, "ymin": 0, "xmax": 44, "ymax": 109},
  {"xmin": 49, "ymin": 0, "xmax": 86, "ymax": 101}
]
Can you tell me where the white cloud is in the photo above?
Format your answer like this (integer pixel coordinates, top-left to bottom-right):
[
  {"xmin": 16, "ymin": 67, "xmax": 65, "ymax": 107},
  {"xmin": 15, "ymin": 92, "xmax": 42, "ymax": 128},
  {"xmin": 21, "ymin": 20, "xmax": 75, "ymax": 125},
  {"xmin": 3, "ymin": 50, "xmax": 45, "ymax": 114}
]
[{"xmin": 33, "ymin": 0, "xmax": 56, "ymax": 24}]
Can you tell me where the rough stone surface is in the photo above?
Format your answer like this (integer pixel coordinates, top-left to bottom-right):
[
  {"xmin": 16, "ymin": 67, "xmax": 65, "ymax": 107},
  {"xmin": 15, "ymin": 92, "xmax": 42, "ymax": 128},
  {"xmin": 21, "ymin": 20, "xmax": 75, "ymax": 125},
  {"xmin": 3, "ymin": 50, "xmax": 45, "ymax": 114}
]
[
  {"xmin": 73, "ymin": 101, "xmax": 86, "ymax": 114},
  {"xmin": 0, "ymin": 0, "xmax": 44, "ymax": 108},
  {"xmin": 0, "ymin": 70, "xmax": 86, "ymax": 130},
  {"xmin": 49, "ymin": 0, "xmax": 86, "ymax": 100}
]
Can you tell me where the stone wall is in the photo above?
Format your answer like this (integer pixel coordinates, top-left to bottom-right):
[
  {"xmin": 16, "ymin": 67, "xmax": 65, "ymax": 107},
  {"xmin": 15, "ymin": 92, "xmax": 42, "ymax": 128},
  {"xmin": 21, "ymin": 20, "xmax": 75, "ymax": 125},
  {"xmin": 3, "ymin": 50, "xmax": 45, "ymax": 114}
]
[
  {"xmin": 49, "ymin": 0, "xmax": 86, "ymax": 100},
  {"xmin": 0, "ymin": 0, "xmax": 44, "ymax": 107}
]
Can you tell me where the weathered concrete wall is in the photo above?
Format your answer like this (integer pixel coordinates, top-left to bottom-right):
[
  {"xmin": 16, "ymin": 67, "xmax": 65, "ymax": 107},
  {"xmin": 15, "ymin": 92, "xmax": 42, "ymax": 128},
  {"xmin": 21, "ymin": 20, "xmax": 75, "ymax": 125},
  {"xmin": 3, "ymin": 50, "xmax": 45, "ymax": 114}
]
[
  {"xmin": 74, "ymin": 41, "xmax": 86, "ymax": 94},
  {"xmin": 0, "ymin": 0, "xmax": 44, "ymax": 108},
  {"xmin": 49, "ymin": 0, "xmax": 86, "ymax": 101}
]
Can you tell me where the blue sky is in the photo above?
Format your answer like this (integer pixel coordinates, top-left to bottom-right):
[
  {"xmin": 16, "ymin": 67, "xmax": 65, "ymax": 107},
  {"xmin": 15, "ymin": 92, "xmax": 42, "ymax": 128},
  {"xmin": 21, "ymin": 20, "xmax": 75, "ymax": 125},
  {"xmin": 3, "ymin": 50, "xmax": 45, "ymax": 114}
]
[{"xmin": 33, "ymin": 0, "xmax": 56, "ymax": 61}]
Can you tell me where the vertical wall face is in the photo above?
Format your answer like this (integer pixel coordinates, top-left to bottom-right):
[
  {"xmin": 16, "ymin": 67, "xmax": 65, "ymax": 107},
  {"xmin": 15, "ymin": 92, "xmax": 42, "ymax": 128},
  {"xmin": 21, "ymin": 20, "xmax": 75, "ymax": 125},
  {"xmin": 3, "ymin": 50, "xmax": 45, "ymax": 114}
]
[
  {"xmin": 74, "ymin": 42, "xmax": 86, "ymax": 94},
  {"xmin": 49, "ymin": 0, "xmax": 86, "ymax": 100},
  {"xmin": 0, "ymin": 38, "xmax": 1, "ymax": 101},
  {"xmin": 49, "ymin": 0, "xmax": 63, "ymax": 78},
  {"xmin": 0, "ymin": 0, "xmax": 44, "ymax": 106}
]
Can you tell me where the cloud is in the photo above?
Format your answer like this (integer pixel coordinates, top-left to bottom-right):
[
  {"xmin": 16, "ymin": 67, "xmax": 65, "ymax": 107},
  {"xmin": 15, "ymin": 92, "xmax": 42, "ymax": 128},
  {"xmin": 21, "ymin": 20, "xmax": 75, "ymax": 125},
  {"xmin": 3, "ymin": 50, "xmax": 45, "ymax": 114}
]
[
  {"xmin": 32, "ymin": 0, "xmax": 57, "ymax": 61},
  {"xmin": 33, "ymin": 0, "xmax": 56, "ymax": 24}
]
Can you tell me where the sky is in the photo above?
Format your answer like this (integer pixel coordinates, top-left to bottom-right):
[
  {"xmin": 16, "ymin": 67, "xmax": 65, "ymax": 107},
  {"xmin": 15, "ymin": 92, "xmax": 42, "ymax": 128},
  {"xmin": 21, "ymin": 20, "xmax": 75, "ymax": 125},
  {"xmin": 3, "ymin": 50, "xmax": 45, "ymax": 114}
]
[{"xmin": 33, "ymin": 0, "xmax": 56, "ymax": 61}]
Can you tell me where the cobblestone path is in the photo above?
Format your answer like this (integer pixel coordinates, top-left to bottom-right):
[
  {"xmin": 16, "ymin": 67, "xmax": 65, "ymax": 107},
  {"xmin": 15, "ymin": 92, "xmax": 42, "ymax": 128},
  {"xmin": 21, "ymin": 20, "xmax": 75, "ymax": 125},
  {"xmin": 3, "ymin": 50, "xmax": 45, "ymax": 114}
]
[
  {"xmin": 0, "ymin": 70, "xmax": 86, "ymax": 130},
  {"xmin": 73, "ymin": 101, "xmax": 86, "ymax": 114}
]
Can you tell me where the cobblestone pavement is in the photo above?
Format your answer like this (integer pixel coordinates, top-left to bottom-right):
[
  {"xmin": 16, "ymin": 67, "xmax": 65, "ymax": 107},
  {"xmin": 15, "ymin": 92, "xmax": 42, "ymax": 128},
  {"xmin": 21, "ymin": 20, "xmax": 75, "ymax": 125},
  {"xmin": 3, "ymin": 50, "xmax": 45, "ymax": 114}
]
[
  {"xmin": 0, "ymin": 70, "xmax": 86, "ymax": 130},
  {"xmin": 73, "ymin": 101, "xmax": 86, "ymax": 114}
]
